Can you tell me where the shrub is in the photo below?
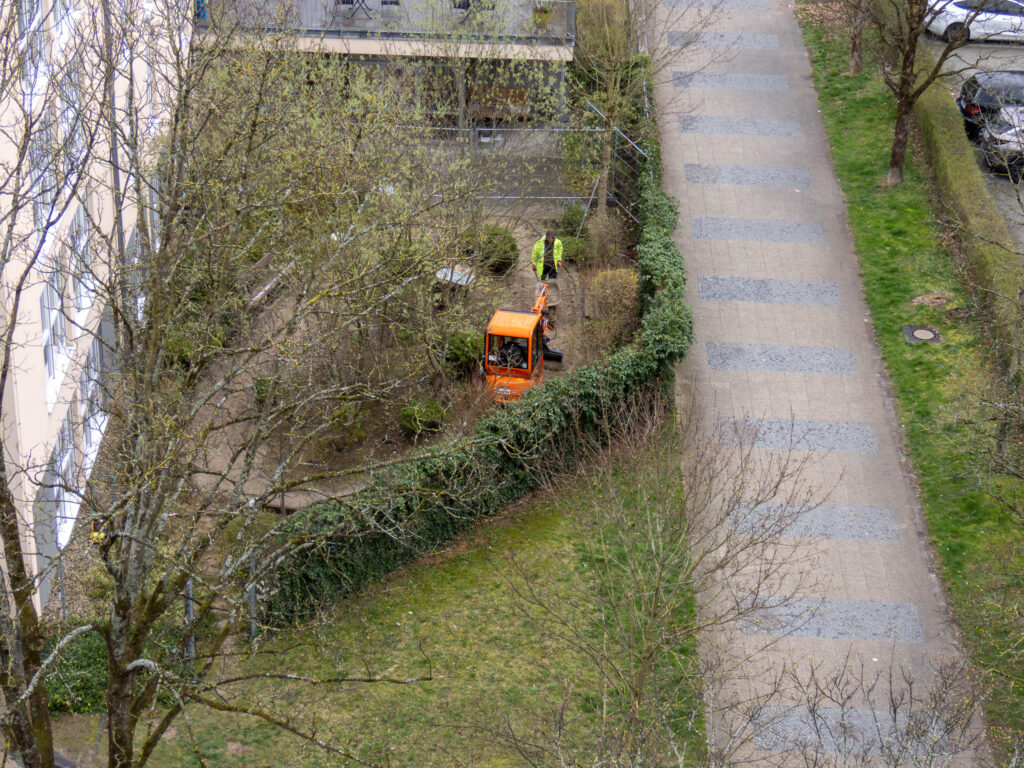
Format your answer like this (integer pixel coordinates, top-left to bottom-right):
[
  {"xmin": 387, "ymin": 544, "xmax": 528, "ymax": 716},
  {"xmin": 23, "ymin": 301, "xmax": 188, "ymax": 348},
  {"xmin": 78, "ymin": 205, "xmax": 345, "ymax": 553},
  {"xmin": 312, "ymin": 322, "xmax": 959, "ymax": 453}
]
[
  {"xmin": 83, "ymin": 563, "xmax": 113, "ymax": 600},
  {"xmin": 445, "ymin": 330, "xmax": 484, "ymax": 375},
  {"xmin": 328, "ymin": 403, "xmax": 368, "ymax": 449},
  {"xmin": 163, "ymin": 322, "xmax": 223, "ymax": 370},
  {"xmin": 586, "ymin": 268, "xmax": 640, "ymax": 352},
  {"xmin": 44, "ymin": 622, "xmax": 201, "ymax": 714},
  {"xmin": 400, "ymin": 400, "xmax": 445, "ymax": 438},
  {"xmin": 460, "ymin": 225, "xmax": 519, "ymax": 275},
  {"xmin": 915, "ymin": 78, "xmax": 1021, "ymax": 368},
  {"xmin": 253, "ymin": 377, "xmax": 274, "ymax": 410},
  {"xmin": 587, "ymin": 210, "xmax": 628, "ymax": 266},
  {"xmin": 557, "ymin": 204, "xmax": 587, "ymax": 237},
  {"xmin": 44, "ymin": 627, "xmax": 108, "ymax": 713},
  {"xmin": 560, "ymin": 235, "xmax": 591, "ymax": 265}
]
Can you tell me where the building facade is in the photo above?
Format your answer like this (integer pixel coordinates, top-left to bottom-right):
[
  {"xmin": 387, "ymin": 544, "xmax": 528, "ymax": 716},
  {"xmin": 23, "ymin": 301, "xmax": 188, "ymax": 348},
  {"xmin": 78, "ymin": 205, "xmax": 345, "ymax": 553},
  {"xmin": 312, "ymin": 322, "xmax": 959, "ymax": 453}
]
[{"xmin": 4, "ymin": 0, "xmax": 183, "ymax": 611}]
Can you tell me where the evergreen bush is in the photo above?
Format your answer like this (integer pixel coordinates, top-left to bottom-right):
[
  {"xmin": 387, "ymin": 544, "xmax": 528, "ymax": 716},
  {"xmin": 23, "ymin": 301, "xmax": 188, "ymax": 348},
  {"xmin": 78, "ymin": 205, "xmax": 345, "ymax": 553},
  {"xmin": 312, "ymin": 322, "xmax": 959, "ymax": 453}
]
[
  {"xmin": 400, "ymin": 400, "xmax": 446, "ymax": 438},
  {"xmin": 557, "ymin": 204, "xmax": 587, "ymax": 237},
  {"xmin": 460, "ymin": 225, "xmax": 519, "ymax": 275},
  {"xmin": 445, "ymin": 330, "xmax": 484, "ymax": 375},
  {"xmin": 560, "ymin": 235, "xmax": 591, "ymax": 265}
]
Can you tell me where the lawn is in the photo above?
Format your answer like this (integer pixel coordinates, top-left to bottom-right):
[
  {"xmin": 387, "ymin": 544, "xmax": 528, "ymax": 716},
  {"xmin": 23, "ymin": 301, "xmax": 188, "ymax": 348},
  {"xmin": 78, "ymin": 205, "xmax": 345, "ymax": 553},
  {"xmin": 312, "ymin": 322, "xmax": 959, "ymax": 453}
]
[
  {"xmin": 53, "ymin": 428, "xmax": 706, "ymax": 767},
  {"xmin": 797, "ymin": 15, "xmax": 1024, "ymax": 759}
]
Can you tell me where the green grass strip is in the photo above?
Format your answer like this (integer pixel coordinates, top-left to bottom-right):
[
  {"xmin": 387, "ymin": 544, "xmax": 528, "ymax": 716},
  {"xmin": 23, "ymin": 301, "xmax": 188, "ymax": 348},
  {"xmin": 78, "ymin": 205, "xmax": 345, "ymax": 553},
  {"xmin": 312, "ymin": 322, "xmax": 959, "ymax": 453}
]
[
  {"xmin": 123, "ymin": 431, "xmax": 705, "ymax": 767},
  {"xmin": 797, "ymin": 18, "xmax": 1024, "ymax": 758}
]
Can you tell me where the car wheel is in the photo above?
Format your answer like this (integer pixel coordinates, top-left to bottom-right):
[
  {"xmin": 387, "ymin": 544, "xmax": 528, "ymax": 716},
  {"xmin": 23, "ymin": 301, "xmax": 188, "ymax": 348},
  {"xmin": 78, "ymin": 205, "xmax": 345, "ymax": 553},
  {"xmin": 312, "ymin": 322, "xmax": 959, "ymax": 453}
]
[
  {"xmin": 944, "ymin": 22, "xmax": 968, "ymax": 42},
  {"xmin": 964, "ymin": 120, "xmax": 981, "ymax": 142}
]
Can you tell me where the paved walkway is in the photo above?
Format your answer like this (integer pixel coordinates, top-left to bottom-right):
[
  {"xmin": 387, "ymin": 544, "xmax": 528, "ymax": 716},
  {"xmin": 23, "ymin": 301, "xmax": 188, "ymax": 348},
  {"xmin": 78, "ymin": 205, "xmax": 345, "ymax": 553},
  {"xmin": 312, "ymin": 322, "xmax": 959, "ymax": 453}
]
[{"xmin": 656, "ymin": 2, "xmax": 975, "ymax": 763}]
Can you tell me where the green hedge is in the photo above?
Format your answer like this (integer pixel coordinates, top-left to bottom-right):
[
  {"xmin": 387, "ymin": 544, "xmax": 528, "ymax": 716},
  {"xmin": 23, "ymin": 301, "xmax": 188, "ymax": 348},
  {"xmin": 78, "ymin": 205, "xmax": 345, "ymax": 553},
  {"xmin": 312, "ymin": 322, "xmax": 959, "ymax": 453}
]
[
  {"xmin": 264, "ymin": 114, "xmax": 693, "ymax": 626},
  {"xmin": 913, "ymin": 78, "xmax": 1024, "ymax": 371}
]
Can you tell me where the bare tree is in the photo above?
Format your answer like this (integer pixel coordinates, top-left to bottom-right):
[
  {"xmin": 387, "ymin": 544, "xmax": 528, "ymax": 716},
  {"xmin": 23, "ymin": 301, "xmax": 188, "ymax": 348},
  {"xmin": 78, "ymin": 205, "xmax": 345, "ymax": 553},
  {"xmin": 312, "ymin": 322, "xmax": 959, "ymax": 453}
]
[
  {"xmin": 826, "ymin": 0, "xmax": 998, "ymax": 185},
  {"xmin": 0, "ymin": 1, "xmax": 525, "ymax": 766},
  {"xmin": 490, "ymin": 394, "xmax": 826, "ymax": 767},
  {"xmin": 0, "ymin": 1, "xmax": 106, "ymax": 764},
  {"xmin": 780, "ymin": 653, "xmax": 981, "ymax": 768},
  {"xmin": 571, "ymin": 0, "xmax": 717, "ymax": 221}
]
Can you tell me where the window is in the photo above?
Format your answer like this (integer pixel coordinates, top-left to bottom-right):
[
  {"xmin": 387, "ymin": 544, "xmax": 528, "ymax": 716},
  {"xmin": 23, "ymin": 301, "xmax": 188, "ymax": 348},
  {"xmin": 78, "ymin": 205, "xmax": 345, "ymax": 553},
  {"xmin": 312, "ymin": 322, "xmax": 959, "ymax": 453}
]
[
  {"xmin": 997, "ymin": 0, "xmax": 1024, "ymax": 13},
  {"xmin": 51, "ymin": 409, "xmax": 79, "ymax": 549},
  {"xmin": 53, "ymin": 0, "xmax": 71, "ymax": 25},
  {"xmin": 19, "ymin": 0, "xmax": 44, "ymax": 85},
  {"xmin": 29, "ymin": 114, "xmax": 58, "ymax": 233},
  {"xmin": 532, "ymin": 323, "xmax": 541, "ymax": 369},
  {"xmin": 69, "ymin": 201, "xmax": 93, "ymax": 314},
  {"xmin": 146, "ymin": 185, "xmax": 162, "ymax": 252},
  {"xmin": 80, "ymin": 336, "xmax": 108, "ymax": 465},
  {"xmin": 40, "ymin": 268, "xmax": 68, "ymax": 381},
  {"xmin": 59, "ymin": 62, "xmax": 86, "ymax": 172}
]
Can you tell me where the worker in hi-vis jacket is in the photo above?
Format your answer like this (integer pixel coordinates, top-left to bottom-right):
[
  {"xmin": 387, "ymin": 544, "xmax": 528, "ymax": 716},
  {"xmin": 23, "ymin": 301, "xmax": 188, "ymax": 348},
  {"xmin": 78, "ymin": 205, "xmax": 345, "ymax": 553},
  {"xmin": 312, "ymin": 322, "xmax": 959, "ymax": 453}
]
[{"xmin": 531, "ymin": 230, "xmax": 562, "ymax": 280}]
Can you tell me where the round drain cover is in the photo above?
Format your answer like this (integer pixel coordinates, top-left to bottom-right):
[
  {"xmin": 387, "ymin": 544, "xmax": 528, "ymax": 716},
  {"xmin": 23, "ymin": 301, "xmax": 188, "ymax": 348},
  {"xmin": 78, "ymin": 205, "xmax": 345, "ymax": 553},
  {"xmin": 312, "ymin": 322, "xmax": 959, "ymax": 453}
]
[{"xmin": 911, "ymin": 328, "xmax": 936, "ymax": 341}]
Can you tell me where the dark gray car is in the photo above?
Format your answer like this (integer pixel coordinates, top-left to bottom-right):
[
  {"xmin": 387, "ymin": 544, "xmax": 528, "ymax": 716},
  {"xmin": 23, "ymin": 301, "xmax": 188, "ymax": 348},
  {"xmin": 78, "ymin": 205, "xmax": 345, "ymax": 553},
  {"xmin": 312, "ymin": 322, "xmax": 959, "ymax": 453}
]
[{"xmin": 958, "ymin": 70, "xmax": 1024, "ymax": 172}]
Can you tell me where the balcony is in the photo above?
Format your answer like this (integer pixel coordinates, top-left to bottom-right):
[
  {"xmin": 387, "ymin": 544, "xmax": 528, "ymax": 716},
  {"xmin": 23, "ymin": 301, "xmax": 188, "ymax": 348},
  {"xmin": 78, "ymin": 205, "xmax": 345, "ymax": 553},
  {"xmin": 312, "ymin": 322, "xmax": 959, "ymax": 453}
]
[{"xmin": 195, "ymin": 0, "xmax": 575, "ymax": 59}]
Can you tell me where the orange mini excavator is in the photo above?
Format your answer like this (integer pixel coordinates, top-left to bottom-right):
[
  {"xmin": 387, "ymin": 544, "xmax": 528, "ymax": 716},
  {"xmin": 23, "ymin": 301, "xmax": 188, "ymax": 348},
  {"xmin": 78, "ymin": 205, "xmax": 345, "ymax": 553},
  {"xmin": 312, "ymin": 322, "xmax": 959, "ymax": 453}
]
[{"xmin": 484, "ymin": 283, "xmax": 563, "ymax": 403}]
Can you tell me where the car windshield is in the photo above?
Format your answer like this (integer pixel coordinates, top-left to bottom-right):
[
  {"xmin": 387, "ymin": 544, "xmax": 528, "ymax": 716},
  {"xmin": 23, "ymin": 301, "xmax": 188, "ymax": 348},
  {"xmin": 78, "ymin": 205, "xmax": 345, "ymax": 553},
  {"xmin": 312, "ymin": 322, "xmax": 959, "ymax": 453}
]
[
  {"xmin": 953, "ymin": 0, "xmax": 1002, "ymax": 10},
  {"xmin": 975, "ymin": 73, "xmax": 1024, "ymax": 106},
  {"xmin": 989, "ymin": 84, "xmax": 1024, "ymax": 103}
]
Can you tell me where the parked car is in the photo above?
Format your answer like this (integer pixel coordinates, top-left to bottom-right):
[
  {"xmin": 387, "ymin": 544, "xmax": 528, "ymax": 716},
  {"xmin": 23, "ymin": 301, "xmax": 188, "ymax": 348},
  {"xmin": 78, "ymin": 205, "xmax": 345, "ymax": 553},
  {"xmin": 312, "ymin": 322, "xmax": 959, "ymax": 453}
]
[
  {"xmin": 958, "ymin": 70, "xmax": 1024, "ymax": 139},
  {"xmin": 958, "ymin": 70, "xmax": 1024, "ymax": 171},
  {"xmin": 928, "ymin": 0, "xmax": 1024, "ymax": 42}
]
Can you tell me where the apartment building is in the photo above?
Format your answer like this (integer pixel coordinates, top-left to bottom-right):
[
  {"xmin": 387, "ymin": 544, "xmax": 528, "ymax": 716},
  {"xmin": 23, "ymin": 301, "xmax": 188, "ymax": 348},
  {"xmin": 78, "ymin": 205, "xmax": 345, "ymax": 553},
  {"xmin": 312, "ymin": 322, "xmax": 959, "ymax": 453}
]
[
  {"xmin": 196, "ymin": 0, "xmax": 575, "ymax": 126},
  {"xmin": 3, "ymin": 0, "xmax": 182, "ymax": 610}
]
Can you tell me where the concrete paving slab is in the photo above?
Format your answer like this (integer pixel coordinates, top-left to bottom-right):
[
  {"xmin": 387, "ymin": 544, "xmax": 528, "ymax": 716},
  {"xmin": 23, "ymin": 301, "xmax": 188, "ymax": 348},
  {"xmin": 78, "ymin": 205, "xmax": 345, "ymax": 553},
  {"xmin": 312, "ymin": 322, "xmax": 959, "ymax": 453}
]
[
  {"xmin": 685, "ymin": 165, "xmax": 814, "ymax": 188},
  {"xmin": 697, "ymin": 276, "xmax": 839, "ymax": 304},
  {"xmin": 678, "ymin": 115, "xmax": 804, "ymax": 136},
  {"xmin": 673, "ymin": 71, "xmax": 792, "ymax": 90},
  {"xmin": 739, "ymin": 598, "xmax": 924, "ymax": 642},
  {"xmin": 731, "ymin": 502, "xmax": 899, "ymax": 541},
  {"xmin": 706, "ymin": 342, "xmax": 859, "ymax": 375},
  {"xmin": 718, "ymin": 418, "xmax": 879, "ymax": 453}
]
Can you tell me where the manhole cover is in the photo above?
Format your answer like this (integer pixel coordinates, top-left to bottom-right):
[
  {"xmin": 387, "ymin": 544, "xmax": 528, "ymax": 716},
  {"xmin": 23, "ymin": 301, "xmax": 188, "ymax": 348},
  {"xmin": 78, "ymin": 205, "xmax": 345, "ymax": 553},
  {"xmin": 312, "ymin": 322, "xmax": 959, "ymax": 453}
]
[{"xmin": 903, "ymin": 325, "xmax": 942, "ymax": 344}]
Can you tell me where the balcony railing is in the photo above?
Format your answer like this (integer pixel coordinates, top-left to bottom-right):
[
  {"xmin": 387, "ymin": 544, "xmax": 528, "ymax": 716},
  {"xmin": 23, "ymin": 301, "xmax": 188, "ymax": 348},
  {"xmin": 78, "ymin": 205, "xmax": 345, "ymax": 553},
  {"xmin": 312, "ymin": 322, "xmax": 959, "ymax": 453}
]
[{"xmin": 194, "ymin": 0, "xmax": 575, "ymax": 48}]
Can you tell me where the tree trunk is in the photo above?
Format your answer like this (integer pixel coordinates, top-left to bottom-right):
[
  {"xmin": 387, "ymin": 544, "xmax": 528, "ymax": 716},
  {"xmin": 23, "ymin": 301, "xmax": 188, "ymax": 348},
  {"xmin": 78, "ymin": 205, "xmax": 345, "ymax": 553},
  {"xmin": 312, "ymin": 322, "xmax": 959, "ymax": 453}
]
[
  {"xmin": 849, "ymin": 22, "xmax": 862, "ymax": 74},
  {"xmin": 595, "ymin": 70, "xmax": 622, "ymax": 219},
  {"xmin": 106, "ymin": 659, "xmax": 137, "ymax": 768},
  {"xmin": 0, "ymin": 479, "xmax": 54, "ymax": 768},
  {"xmin": 596, "ymin": 120, "xmax": 614, "ymax": 218},
  {"xmin": 887, "ymin": 99, "xmax": 913, "ymax": 186}
]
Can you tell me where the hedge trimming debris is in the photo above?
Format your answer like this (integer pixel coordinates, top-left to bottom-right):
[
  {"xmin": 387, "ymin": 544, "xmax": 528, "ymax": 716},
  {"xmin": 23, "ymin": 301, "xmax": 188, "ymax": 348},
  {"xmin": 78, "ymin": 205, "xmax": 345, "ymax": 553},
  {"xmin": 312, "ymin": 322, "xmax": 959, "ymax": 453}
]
[{"xmin": 264, "ymin": 105, "xmax": 693, "ymax": 626}]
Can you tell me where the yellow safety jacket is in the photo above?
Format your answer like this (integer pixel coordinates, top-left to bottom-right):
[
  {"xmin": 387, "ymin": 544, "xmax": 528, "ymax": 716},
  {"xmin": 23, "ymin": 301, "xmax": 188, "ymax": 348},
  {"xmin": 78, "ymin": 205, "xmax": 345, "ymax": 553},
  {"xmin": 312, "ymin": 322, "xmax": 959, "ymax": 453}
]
[{"xmin": 531, "ymin": 237, "xmax": 563, "ymax": 278}]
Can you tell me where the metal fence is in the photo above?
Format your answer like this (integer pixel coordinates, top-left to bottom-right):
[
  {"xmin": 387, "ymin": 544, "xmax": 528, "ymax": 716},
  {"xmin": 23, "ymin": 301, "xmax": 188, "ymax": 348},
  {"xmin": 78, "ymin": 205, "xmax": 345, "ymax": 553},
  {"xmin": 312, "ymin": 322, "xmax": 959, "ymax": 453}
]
[{"xmin": 415, "ymin": 123, "xmax": 646, "ymax": 217}]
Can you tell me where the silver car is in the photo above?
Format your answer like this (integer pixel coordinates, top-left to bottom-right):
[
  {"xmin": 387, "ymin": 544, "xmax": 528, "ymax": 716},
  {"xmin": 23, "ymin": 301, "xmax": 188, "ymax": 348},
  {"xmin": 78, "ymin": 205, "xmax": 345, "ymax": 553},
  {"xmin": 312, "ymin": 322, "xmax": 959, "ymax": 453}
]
[
  {"xmin": 927, "ymin": 0, "xmax": 1024, "ymax": 42},
  {"xmin": 979, "ymin": 106, "xmax": 1024, "ymax": 172}
]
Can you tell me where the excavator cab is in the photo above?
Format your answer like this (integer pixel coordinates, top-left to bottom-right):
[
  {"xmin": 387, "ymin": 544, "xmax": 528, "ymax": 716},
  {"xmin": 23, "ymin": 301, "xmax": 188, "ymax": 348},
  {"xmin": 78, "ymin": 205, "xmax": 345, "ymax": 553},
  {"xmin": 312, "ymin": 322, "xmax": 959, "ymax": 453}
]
[
  {"xmin": 484, "ymin": 283, "xmax": 562, "ymax": 403},
  {"xmin": 484, "ymin": 310, "xmax": 544, "ymax": 402}
]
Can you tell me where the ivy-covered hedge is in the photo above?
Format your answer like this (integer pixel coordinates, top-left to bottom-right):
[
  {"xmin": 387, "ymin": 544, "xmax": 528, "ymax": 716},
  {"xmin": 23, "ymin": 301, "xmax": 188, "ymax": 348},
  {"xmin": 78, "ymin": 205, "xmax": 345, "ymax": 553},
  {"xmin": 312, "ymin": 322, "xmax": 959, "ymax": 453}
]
[{"xmin": 265, "ymin": 124, "xmax": 693, "ymax": 626}]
